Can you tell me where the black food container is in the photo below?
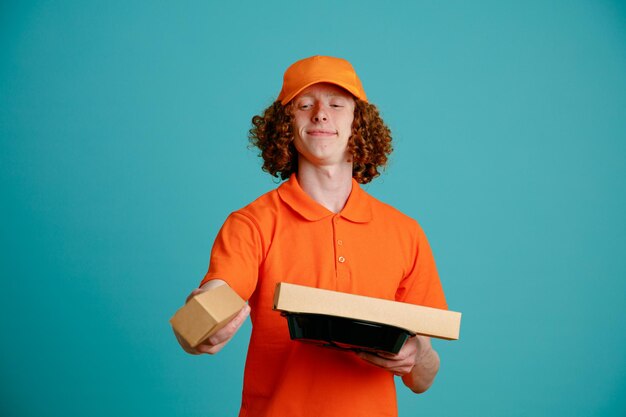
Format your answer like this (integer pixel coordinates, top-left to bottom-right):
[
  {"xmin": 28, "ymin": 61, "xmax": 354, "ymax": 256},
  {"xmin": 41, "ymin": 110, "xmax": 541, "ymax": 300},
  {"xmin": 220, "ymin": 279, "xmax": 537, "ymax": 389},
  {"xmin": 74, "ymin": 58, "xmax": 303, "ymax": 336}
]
[{"xmin": 283, "ymin": 312, "xmax": 413, "ymax": 354}]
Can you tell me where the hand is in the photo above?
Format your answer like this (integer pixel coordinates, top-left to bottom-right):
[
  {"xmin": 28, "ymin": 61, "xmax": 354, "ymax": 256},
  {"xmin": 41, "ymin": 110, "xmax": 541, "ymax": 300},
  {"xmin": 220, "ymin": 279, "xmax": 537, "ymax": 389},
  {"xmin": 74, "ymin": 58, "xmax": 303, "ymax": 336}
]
[
  {"xmin": 194, "ymin": 304, "xmax": 251, "ymax": 354},
  {"xmin": 356, "ymin": 335, "xmax": 429, "ymax": 376},
  {"xmin": 174, "ymin": 280, "xmax": 251, "ymax": 355},
  {"xmin": 174, "ymin": 303, "xmax": 251, "ymax": 355}
]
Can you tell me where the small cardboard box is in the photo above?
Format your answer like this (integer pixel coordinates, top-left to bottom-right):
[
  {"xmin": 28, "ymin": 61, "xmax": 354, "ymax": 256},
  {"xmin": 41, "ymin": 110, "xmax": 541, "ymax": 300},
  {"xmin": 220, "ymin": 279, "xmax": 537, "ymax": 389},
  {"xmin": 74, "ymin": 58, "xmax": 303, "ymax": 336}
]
[
  {"xmin": 170, "ymin": 284, "xmax": 245, "ymax": 348},
  {"xmin": 273, "ymin": 282, "xmax": 462, "ymax": 341}
]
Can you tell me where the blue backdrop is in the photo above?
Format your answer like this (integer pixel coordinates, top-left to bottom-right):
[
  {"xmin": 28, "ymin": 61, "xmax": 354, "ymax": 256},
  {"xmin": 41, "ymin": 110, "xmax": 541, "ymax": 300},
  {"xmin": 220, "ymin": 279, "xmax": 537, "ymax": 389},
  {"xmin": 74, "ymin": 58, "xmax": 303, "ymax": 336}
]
[{"xmin": 1, "ymin": 1, "xmax": 625, "ymax": 416}]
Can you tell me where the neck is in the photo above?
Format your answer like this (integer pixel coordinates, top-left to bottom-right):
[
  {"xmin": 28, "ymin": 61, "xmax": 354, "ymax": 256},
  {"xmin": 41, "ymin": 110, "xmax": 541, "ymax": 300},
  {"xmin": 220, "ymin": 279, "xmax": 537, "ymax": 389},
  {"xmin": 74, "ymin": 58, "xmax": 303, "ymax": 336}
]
[{"xmin": 297, "ymin": 163, "xmax": 353, "ymax": 214}]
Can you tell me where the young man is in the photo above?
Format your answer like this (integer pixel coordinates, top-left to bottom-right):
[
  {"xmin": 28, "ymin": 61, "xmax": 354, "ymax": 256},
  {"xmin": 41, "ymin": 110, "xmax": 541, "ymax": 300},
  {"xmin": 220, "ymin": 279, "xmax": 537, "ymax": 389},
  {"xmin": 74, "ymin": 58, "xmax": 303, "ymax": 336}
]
[{"xmin": 175, "ymin": 55, "xmax": 448, "ymax": 417}]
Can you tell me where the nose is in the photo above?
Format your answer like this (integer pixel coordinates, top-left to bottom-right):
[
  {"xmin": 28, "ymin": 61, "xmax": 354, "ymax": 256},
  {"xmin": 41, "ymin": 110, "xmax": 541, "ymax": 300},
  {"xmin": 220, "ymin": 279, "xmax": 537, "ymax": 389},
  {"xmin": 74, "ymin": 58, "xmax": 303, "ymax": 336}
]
[{"xmin": 312, "ymin": 104, "xmax": 328, "ymax": 123}]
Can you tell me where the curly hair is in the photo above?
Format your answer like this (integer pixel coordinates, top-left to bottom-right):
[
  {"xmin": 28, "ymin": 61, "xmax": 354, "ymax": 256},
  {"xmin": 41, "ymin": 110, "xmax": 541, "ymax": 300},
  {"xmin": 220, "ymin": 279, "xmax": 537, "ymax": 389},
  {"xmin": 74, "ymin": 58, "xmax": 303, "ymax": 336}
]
[{"xmin": 248, "ymin": 99, "xmax": 393, "ymax": 184}]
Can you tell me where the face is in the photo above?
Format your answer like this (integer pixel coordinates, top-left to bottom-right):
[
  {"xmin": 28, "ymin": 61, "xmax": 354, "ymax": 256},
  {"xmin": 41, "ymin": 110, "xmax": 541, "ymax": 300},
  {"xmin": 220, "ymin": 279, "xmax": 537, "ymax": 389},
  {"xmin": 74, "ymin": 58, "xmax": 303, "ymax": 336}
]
[{"xmin": 291, "ymin": 83, "xmax": 356, "ymax": 169}]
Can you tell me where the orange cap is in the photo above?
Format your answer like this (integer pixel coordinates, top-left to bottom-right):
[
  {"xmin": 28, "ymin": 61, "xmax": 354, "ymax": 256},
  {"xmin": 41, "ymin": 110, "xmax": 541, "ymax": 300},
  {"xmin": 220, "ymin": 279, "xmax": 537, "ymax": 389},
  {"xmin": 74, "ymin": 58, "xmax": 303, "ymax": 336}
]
[{"xmin": 277, "ymin": 55, "xmax": 367, "ymax": 105}]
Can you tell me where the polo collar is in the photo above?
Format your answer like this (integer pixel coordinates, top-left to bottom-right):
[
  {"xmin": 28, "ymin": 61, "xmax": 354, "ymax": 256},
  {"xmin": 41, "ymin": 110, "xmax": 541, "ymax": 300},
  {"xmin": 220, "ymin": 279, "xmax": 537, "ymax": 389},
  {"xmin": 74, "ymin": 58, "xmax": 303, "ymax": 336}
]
[{"xmin": 277, "ymin": 174, "xmax": 373, "ymax": 223}]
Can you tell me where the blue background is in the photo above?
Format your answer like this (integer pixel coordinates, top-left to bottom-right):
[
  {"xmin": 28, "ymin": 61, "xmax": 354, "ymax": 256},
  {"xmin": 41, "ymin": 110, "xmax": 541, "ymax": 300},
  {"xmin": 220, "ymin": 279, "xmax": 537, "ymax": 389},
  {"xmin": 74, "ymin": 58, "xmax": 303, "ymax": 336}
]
[{"xmin": 1, "ymin": 1, "xmax": 625, "ymax": 416}]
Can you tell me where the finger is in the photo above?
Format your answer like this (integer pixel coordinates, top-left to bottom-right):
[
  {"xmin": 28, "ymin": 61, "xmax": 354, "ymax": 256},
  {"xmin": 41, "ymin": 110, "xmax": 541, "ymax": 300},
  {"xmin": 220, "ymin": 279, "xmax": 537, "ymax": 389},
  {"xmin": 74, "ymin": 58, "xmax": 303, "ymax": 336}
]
[
  {"xmin": 186, "ymin": 280, "xmax": 228, "ymax": 304},
  {"xmin": 185, "ymin": 288, "xmax": 207, "ymax": 304},
  {"xmin": 357, "ymin": 351, "xmax": 414, "ymax": 375},
  {"xmin": 196, "ymin": 340, "xmax": 227, "ymax": 355},
  {"xmin": 357, "ymin": 351, "xmax": 392, "ymax": 368},
  {"xmin": 375, "ymin": 351, "xmax": 402, "ymax": 360},
  {"xmin": 359, "ymin": 347, "xmax": 410, "ymax": 361},
  {"xmin": 205, "ymin": 304, "xmax": 251, "ymax": 346}
]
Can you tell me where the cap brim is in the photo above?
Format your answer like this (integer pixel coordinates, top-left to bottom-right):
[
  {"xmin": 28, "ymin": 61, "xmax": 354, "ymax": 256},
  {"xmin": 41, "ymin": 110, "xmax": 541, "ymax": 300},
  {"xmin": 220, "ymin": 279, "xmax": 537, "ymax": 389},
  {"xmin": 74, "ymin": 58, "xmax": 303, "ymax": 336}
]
[{"xmin": 280, "ymin": 78, "xmax": 367, "ymax": 105}]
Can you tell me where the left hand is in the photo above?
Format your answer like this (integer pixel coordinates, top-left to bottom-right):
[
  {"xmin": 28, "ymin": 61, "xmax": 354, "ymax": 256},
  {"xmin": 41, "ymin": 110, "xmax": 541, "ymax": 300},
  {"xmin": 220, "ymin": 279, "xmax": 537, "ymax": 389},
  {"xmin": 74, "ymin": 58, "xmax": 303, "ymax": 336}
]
[{"xmin": 356, "ymin": 335, "xmax": 429, "ymax": 376}]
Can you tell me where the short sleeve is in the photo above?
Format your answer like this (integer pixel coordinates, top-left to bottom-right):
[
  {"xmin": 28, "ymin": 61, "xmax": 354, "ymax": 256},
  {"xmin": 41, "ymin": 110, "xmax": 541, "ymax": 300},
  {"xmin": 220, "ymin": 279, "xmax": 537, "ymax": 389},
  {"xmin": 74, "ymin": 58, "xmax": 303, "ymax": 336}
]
[
  {"xmin": 200, "ymin": 212, "xmax": 262, "ymax": 301},
  {"xmin": 395, "ymin": 222, "xmax": 448, "ymax": 310}
]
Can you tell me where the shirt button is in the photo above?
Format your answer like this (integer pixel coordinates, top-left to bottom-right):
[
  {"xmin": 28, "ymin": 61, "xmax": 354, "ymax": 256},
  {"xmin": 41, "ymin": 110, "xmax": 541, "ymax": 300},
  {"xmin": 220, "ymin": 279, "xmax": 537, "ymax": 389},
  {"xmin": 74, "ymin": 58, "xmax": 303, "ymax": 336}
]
[
  {"xmin": 337, "ymin": 239, "xmax": 343, "ymax": 246},
  {"xmin": 338, "ymin": 256, "xmax": 346, "ymax": 263}
]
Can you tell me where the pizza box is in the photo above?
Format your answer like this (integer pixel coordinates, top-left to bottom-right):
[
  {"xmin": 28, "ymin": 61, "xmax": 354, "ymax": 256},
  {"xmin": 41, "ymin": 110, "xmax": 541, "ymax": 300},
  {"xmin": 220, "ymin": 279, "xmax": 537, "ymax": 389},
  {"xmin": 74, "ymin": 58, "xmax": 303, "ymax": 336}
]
[{"xmin": 273, "ymin": 282, "xmax": 461, "ymax": 354}]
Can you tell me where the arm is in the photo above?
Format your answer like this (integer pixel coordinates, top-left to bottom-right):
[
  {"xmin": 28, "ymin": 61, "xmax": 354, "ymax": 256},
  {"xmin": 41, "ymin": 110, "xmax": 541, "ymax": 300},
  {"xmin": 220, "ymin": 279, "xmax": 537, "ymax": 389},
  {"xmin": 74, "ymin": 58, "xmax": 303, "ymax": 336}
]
[
  {"xmin": 400, "ymin": 336, "xmax": 440, "ymax": 393},
  {"xmin": 174, "ymin": 280, "xmax": 251, "ymax": 355},
  {"xmin": 357, "ymin": 335, "xmax": 440, "ymax": 393}
]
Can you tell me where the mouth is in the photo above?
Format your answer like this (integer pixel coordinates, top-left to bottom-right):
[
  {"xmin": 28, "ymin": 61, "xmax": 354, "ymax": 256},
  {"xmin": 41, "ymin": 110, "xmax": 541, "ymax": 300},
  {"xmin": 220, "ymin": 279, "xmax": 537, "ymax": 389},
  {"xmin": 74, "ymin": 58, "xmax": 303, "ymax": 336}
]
[{"xmin": 306, "ymin": 129, "xmax": 337, "ymax": 136}]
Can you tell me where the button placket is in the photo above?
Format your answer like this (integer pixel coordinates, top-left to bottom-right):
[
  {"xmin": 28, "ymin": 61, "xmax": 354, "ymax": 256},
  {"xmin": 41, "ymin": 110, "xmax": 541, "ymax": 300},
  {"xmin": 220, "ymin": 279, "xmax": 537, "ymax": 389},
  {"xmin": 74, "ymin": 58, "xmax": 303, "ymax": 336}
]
[{"xmin": 334, "ymin": 216, "xmax": 346, "ymax": 265}]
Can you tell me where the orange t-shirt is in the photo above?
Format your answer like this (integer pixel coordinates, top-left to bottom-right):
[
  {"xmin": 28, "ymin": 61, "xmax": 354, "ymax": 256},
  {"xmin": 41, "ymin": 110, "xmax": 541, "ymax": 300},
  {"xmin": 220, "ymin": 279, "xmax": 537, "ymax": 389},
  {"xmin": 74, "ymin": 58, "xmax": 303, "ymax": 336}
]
[{"xmin": 202, "ymin": 174, "xmax": 447, "ymax": 417}]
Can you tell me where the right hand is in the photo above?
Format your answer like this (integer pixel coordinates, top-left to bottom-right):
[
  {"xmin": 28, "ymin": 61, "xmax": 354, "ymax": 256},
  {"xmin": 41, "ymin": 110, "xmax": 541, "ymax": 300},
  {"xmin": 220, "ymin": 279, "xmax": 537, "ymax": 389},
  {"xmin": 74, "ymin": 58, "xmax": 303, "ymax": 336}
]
[{"xmin": 174, "ymin": 281, "xmax": 251, "ymax": 355}]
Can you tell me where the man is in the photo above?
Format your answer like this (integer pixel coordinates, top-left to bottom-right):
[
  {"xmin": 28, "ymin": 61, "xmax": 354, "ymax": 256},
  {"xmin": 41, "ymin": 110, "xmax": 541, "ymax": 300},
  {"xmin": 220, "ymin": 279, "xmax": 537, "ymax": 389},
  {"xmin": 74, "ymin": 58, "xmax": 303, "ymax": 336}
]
[{"xmin": 175, "ymin": 55, "xmax": 448, "ymax": 417}]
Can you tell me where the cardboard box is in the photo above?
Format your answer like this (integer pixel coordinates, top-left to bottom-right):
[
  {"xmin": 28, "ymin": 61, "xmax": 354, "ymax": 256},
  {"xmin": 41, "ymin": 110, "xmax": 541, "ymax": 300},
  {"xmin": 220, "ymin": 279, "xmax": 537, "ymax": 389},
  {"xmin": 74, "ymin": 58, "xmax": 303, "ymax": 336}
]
[
  {"xmin": 273, "ymin": 282, "xmax": 462, "ymax": 341},
  {"xmin": 170, "ymin": 284, "xmax": 245, "ymax": 348}
]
